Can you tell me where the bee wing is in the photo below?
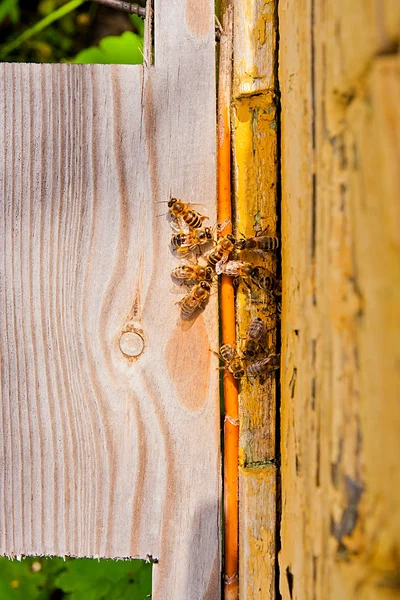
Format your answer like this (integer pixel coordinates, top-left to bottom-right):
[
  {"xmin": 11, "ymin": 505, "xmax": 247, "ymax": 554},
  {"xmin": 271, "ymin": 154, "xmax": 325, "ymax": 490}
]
[
  {"xmin": 217, "ymin": 218, "xmax": 231, "ymax": 233},
  {"xmin": 171, "ymin": 244, "xmax": 198, "ymax": 257},
  {"xmin": 169, "ymin": 220, "xmax": 182, "ymax": 233},
  {"xmin": 178, "ymin": 217, "xmax": 190, "ymax": 233},
  {"xmin": 215, "ymin": 260, "xmax": 239, "ymax": 275},
  {"xmin": 176, "ymin": 315, "xmax": 198, "ymax": 331},
  {"xmin": 176, "ymin": 303, "xmax": 208, "ymax": 331},
  {"xmin": 215, "ymin": 254, "xmax": 229, "ymax": 272}
]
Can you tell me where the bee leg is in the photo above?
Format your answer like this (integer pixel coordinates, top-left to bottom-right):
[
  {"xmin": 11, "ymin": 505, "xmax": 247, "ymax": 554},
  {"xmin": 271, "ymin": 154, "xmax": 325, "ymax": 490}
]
[
  {"xmin": 257, "ymin": 225, "xmax": 272, "ymax": 237},
  {"xmin": 215, "ymin": 15, "xmax": 223, "ymax": 41},
  {"xmin": 232, "ymin": 277, "xmax": 240, "ymax": 291},
  {"xmin": 242, "ymin": 278, "xmax": 252, "ymax": 292},
  {"xmin": 217, "ymin": 218, "xmax": 231, "ymax": 232}
]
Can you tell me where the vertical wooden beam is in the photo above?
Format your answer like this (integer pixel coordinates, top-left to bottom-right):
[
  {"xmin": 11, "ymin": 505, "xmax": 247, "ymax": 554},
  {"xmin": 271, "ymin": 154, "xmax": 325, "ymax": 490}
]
[
  {"xmin": 218, "ymin": 6, "xmax": 239, "ymax": 599},
  {"xmin": 232, "ymin": 1, "xmax": 279, "ymax": 598},
  {"xmin": 279, "ymin": 0, "xmax": 400, "ymax": 598}
]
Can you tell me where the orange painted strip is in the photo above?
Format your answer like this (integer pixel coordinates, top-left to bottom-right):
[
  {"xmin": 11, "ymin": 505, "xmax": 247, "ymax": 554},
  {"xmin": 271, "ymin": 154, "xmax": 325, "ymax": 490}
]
[{"xmin": 217, "ymin": 6, "xmax": 239, "ymax": 599}]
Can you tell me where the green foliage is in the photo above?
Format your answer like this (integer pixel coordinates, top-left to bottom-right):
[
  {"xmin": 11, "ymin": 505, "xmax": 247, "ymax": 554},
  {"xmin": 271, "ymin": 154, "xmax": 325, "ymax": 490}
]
[
  {"xmin": 0, "ymin": 556, "xmax": 65, "ymax": 599},
  {"xmin": 70, "ymin": 30, "xmax": 143, "ymax": 65},
  {"xmin": 0, "ymin": 556, "xmax": 152, "ymax": 599},
  {"xmin": 0, "ymin": 0, "xmax": 86, "ymax": 60},
  {"xmin": 55, "ymin": 558, "xmax": 152, "ymax": 599},
  {"xmin": 0, "ymin": 0, "xmax": 145, "ymax": 64},
  {"xmin": 0, "ymin": 0, "xmax": 19, "ymax": 24}
]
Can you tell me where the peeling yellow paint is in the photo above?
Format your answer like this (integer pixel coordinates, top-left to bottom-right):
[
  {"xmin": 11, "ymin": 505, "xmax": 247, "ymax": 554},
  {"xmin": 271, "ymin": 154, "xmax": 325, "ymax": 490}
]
[{"xmin": 234, "ymin": 93, "xmax": 278, "ymax": 477}]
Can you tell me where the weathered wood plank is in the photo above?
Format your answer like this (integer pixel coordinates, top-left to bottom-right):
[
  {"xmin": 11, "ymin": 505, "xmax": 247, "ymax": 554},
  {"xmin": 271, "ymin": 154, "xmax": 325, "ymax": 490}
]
[
  {"xmin": 232, "ymin": 1, "xmax": 279, "ymax": 597},
  {"xmin": 239, "ymin": 466, "xmax": 277, "ymax": 600},
  {"xmin": 233, "ymin": 0, "xmax": 277, "ymax": 96},
  {"xmin": 279, "ymin": 1, "xmax": 400, "ymax": 598},
  {"xmin": 0, "ymin": 1, "xmax": 220, "ymax": 597},
  {"xmin": 233, "ymin": 0, "xmax": 278, "ymax": 469}
]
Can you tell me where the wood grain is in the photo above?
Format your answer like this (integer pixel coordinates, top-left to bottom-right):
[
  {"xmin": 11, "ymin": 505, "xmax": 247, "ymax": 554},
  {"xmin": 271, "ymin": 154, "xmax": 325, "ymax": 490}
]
[
  {"xmin": 239, "ymin": 466, "xmax": 277, "ymax": 600},
  {"xmin": 0, "ymin": 1, "xmax": 220, "ymax": 597},
  {"xmin": 279, "ymin": 1, "xmax": 400, "ymax": 598}
]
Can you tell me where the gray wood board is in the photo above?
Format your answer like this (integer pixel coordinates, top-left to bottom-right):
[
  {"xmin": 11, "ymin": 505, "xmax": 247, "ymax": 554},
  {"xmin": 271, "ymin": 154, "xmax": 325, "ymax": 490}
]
[{"xmin": 0, "ymin": 0, "xmax": 220, "ymax": 597}]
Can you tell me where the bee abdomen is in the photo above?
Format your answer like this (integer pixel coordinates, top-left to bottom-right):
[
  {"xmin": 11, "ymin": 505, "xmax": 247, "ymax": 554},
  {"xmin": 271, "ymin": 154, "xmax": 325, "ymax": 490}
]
[
  {"xmin": 184, "ymin": 211, "xmax": 203, "ymax": 229},
  {"xmin": 171, "ymin": 233, "xmax": 186, "ymax": 249},
  {"xmin": 247, "ymin": 354, "xmax": 280, "ymax": 377},
  {"xmin": 219, "ymin": 343, "xmax": 236, "ymax": 363},
  {"xmin": 180, "ymin": 297, "xmax": 198, "ymax": 318},
  {"xmin": 258, "ymin": 236, "xmax": 280, "ymax": 251},
  {"xmin": 172, "ymin": 265, "xmax": 192, "ymax": 280},
  {"xmin": 247, "ymin": 317, "xmax": 265, "ymax": 340},
  {"xmin": 207, "ymin": 251, "xmax": 222, "ymax": 267}
]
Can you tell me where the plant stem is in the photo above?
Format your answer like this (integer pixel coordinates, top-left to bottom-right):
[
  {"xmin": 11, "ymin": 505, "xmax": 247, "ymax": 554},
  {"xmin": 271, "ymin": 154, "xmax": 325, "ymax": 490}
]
[{"xmin": 0, "ymin": 0, "xmax": 87, "ymax": 61}]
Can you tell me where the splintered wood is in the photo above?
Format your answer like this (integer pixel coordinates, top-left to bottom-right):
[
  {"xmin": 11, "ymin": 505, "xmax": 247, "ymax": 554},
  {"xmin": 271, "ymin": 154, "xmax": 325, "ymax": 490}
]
[
  {"xmin": 0, "ymin": 1, "xmax": 220, "ymax": 598},
  {"xmin": 279, "ymin": 1, "xmax": 400, "ymax": 599}
]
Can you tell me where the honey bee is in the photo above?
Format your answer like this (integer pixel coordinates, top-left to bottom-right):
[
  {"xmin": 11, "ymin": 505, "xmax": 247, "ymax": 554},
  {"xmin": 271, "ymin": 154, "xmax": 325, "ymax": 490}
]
[
  {"xmin": 235, "ymin": 228, "xmax": 280, "ymax": 253},
  {"xmin": 168, "ymin": 197, "xmax": 208, "ymax": 230},
  {"xmin": 219, "ymin": 344, "xmax": 245, "ymax": 379},
  {"xmin": 215, "ymin": 260, "xmax": 253, "ymax": 277},
  {"xmin": 171, "ymin": 264, "xmax": 214, "ymax": 284},
  {"xmin": 247, "ymin": 353, "xmax": 281, "ymax": 378},
  {"xmin": 250, "ymin": 266, "xmax": 281, "ymax": 295},
  {"xmin": 170, "ymin": 226, "xmax": 213, "ymax": 255},
  {"xmin": 177, "ymin": 281, "xmax": 211, "ymax": 319},
  {"xmin": 206, "ymin": 234, "xmax": 236, "ymax": 268},
  {"xmin": 242, "ymin": 317, "xmax": 266, "ymax": 359}
]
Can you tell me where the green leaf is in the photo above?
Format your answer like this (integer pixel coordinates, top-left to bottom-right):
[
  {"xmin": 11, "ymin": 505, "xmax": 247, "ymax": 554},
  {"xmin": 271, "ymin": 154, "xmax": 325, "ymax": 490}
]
[
  {"xmin": 0, "ymin": 557, "xmax": 45, "ymax": 600},
  {"xmin": 0, "ymin": 0, "xmax": 86, "ymax": 61},
  {"xmin": 0, "ymin": 0, "xmax": 19, "ymax": 24},
  {"xmin": 54, "ymin": 558, "xmax": 152, "ymax": 600},
  {"xmin": 70, "ymin": 31, "xmax": 143, "ymax": 65},
  {"xmin": 130, "ymin": 13, "xmax": 144, "ymax": 37}
]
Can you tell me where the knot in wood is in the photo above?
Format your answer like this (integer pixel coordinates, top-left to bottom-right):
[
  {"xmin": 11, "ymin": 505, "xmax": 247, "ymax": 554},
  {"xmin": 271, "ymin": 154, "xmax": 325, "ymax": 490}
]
[{"xmin": 119, "ymin": 330, "xmax": 144, "ymax": 358}]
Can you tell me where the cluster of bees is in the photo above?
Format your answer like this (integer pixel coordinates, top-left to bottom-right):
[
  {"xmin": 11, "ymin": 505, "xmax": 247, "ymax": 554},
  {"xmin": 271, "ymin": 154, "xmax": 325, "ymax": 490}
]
[{"xmin": 165, "ymin": 197, "xmax": 281, "ymax": 379}]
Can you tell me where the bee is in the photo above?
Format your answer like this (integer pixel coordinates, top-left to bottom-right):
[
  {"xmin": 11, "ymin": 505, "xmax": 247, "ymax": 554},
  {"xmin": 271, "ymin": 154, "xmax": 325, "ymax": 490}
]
[
  {"xmin": 250, "ymin": 266, "xmax": 282, "ymax": 295},
  {"xmin": 206, "ymin": 234, "xmax": 236, "ymax": 268},
  {"xmin": 171, "ymin": 264, "xmax": 214, "ymax": 284},
  {"xmin": 215, "ymin": 260, "xmax": 253, "ymax": 277},
  {"xmin": 168, "ymin": 197, "xmax": 208, "ymax": 230},
  {"xmin": 170, "ymin": 226, "xmax": 213, "ymax": 255},
  {"xmin": 247, "ymin": 353, "xmax": 281, "ymax": 378},
  {"xmin": 219, "ymin": 344, "xmax": 245, "ymax": 379},
  {"xmin": 235, "ymin": 228, "xmax": 280, "ymax": 253},
  {"xmin": 242, "ymin": 317, "xmax": 266, "ymax": 359},
  {"xmin": 177, "ymin": 281, "xmax": 211, "ymax": 319}
]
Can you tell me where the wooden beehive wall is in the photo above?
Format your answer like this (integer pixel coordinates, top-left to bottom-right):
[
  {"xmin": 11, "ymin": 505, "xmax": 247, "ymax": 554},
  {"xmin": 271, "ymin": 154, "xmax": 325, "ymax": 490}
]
[
  {"xmin": 279, "ymin": 1, "xmax": 400, "ymax": 598},
  {"xmin": 232, "ymin": 0, "xmax": 279, "ymax": 598},
  {"xmin": 0, "ymin": 1, "xmax": 220, "ymax": 598}
]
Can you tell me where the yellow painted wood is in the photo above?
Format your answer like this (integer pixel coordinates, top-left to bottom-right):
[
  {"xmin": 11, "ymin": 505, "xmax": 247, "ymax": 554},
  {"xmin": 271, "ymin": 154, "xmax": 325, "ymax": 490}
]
[
  {"xmin": 279, "ymin": 0, "xmax": 400, "ymax": 598},
  {"xmin": 239, "ymin": 466, "xmax": 277, "ymax": 600},
  {"xmin": 232, "ymin": 1, "xmax": 279, "ymax": 598},
  {"xmin": 233, "ymin": 92, "xmax": 279, "ymax": 467}
]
